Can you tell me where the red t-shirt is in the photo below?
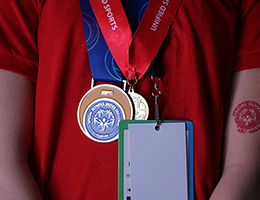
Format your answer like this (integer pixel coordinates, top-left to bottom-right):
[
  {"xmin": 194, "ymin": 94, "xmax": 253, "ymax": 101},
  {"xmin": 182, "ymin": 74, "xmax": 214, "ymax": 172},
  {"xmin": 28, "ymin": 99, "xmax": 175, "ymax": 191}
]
[{"xmin": 1, "ymin": 0, "xmax": 260, "ymax": 199}]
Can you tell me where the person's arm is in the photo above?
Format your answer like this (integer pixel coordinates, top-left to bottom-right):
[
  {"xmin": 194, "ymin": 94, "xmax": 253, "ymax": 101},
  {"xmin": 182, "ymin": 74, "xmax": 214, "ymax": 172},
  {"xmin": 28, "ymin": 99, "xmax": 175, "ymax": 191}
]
[
  {"xmin": 0, "ymin": 69, "xmax": 42, "ymax": 199},
  {"xmin": 210, "ymin": 68, "xmax": 260, "ymax": 199}
]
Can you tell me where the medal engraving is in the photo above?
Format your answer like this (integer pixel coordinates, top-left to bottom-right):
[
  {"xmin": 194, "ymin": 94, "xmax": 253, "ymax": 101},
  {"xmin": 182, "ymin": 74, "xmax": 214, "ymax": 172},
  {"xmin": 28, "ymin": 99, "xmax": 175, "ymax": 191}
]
[
  {"xmin": 77, "ymin": 84, "xmax": 133, "ymax": 143},
  {"xmin": 83, "ymin": 98, "xmax": 125, "ymax": 141},
  {"xmin": 128, "ymin": 91, "xmax": 149, "ymax": 120}
]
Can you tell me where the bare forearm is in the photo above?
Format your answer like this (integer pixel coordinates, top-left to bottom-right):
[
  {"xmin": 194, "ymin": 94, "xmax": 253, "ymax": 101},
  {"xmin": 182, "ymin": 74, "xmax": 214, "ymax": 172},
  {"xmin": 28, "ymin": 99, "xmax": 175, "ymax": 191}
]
[
  {"xmin": 0, "ymin": 162, "xmax": 42, "ymax": 200},
  {"xmin": 210, "ymin": 164, "xmax": 260, "ymax": 200},
  {"xmin": 210, "ymin": 69, "xmax": 260, "ymax": 200},
  {"xmin": 0, "ymin": 70, "xmax": 42, "ymax": 199}
]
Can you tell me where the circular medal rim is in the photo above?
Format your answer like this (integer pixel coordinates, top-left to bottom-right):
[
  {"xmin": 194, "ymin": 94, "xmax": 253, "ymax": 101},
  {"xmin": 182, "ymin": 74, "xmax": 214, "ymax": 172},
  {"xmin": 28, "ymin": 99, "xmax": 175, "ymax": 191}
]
[
  {"xmin": 82, "ymin": 97, "xmax": 126, "ymax": 143},
  {"xmin": 77, "ymin": 84, "xmax": 133, "ymax": 143},
  {"xmin": 128, "ymin": 91, "xmax": 149, "ymax": 120}
]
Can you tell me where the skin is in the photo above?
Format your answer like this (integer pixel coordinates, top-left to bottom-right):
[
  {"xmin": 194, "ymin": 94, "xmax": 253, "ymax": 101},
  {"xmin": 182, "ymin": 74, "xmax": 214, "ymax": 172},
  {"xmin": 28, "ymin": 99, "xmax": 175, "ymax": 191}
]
[
  {"xmin": 210, "ymin": 68, "xmax": 260, "ymax": 199},
  {"xmin": 0, "ymin": 69, "xmax": 42, "ymax": 199}
]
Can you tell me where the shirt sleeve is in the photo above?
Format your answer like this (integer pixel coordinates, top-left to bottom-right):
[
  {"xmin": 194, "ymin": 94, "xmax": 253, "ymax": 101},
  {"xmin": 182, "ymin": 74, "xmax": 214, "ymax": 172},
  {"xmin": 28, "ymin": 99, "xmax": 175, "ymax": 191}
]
[
  {"xmin": 0, "ymin": 0, "xmax": 42, "ymax": 82},
  {"xmin": 234, "ymin": 0, "xmax": 260, "ymax": 72}
]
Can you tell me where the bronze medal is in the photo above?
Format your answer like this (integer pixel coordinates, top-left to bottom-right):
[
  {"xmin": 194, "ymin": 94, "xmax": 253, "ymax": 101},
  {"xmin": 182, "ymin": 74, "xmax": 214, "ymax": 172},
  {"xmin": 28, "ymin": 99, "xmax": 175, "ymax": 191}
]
[{"xmin": 77, "ymin": 84, "xmax": 133, "ymax": 143}]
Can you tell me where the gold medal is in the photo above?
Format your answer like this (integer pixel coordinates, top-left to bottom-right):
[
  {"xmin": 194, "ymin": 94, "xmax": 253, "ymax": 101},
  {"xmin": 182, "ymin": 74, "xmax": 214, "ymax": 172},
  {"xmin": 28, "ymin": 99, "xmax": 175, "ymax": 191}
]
[{"xmin": 77, "ymin": 84, "xmax": 133, "ymax": 143}]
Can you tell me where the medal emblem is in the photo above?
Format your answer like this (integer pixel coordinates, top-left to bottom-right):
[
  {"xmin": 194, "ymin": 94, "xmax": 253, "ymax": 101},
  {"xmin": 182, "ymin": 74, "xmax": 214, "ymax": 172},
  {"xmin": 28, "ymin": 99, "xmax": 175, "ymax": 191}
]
[
  {"xmin": 77, "ymin": 84, "xmax": 133, "ymax": 143},
  {"xmin": 128, "ymin": 90, "xmax": 149, "ymax": 120}
]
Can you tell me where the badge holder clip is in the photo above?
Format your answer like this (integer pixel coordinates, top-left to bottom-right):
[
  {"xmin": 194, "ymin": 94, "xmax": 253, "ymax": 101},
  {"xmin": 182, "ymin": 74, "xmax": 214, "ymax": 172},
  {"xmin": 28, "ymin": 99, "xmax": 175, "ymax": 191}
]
[{"xmin": 151, "ymin": 75, "xmax": 161, "ymax": 130}]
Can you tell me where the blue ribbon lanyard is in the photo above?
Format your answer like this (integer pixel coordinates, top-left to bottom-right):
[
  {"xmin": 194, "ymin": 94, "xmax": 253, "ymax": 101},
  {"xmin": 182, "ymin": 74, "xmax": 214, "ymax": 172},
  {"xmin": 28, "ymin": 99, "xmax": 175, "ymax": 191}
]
[{"xmin": 79, "ymin": 0, "xmax": 150, "ymax": 83}]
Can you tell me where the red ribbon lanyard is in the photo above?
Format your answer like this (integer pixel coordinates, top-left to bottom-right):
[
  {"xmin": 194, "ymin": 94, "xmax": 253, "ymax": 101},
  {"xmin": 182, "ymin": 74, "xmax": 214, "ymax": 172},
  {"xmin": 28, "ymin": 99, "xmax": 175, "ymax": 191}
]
[{"xmin": 89, "ymin": 0, "xmax": 182, "ymax": 80}]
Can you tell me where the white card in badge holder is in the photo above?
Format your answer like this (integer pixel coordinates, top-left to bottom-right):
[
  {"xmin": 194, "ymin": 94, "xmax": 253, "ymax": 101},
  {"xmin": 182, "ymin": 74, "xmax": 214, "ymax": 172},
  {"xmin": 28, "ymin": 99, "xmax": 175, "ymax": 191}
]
[{"xmin": 118, "ymin": 120, "xmax": 194, "ymax": 200}]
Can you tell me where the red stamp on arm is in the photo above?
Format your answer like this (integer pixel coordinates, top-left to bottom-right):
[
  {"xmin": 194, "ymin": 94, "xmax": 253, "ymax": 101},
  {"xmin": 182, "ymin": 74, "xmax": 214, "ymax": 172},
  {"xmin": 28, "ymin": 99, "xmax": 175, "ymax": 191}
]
[{"xmin": 233, "ymin": 101, "xmax": 260, "ymax": 133}]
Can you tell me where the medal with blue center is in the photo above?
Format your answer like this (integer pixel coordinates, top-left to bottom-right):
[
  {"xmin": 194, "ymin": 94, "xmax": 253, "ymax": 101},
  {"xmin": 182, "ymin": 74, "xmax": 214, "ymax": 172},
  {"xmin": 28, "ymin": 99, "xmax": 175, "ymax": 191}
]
[{"xmin": 77, "ymin": 84, "xmax": 133, "ymax": 143}]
